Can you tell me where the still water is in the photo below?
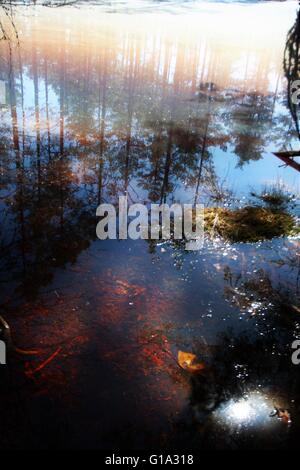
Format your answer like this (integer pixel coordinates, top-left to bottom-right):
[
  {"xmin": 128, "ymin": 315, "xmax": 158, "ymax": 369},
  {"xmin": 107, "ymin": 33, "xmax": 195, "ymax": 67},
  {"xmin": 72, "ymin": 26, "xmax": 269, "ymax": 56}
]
[{"xmin": 0, "ymin": 0, "xmax": 299, "ymax": 449}]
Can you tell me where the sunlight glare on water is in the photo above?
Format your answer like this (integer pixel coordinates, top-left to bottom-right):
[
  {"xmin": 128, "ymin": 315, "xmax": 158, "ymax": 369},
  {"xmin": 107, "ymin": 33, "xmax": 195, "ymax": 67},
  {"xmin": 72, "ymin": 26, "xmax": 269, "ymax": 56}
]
[{"xmin": 215, "ymin": 392, "xmax": 277, "ymax": 429}]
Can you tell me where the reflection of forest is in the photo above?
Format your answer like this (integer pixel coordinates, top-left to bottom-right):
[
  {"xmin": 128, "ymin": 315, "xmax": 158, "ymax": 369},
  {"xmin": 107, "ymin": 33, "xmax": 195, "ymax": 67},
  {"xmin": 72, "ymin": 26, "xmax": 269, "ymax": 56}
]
[
  {"xmin": 0, "ymin": 6, "xmax": 297, "ymax": 300},
  {"xmin": 0, "ymin": 4, "xmax": 300, "ymax": 451},
  {"xmin": 285, "ymin": 7, "xmax": 300, "ymax": 139}
]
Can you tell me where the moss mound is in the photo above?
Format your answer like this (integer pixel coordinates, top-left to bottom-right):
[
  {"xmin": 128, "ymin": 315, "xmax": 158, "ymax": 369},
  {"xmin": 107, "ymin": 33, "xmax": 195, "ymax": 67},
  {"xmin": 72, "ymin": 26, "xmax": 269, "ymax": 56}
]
[{"xmin": 204, "ymin": 206, "xmax": 298, "ymax": 243}]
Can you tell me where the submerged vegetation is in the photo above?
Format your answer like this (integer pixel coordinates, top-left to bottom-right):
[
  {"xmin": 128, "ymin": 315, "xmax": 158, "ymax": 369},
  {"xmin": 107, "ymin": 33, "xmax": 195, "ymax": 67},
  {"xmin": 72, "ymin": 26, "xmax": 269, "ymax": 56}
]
[
  {"xmin": 204, "ymin": 205, "xmax": 299, "ymax": 243},
  {"xmin": 203, "ymin": 183, "xmax": 300, "ymax": 243},
  {"xmin": 251, "ymin": 183, "xmax": 298, "ymax": 211}
]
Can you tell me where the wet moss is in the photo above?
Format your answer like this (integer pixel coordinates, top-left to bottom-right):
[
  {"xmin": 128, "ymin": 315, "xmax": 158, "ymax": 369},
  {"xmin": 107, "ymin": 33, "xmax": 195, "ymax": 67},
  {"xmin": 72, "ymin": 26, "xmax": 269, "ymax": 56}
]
[{"xmin": 204, "ymin": 206, "xmax": 299, "ymax": 243}]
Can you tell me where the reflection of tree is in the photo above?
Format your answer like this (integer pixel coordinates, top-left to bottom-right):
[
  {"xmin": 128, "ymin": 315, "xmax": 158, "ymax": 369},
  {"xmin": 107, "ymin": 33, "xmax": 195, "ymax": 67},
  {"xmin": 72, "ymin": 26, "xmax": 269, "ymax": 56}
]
[
  {"xmin": 0, "ymin": 146, "xmax": 96, "ymax": 300},
  {"xmin": 0, "ymin": 4, "xmax": 300, "ymax": 451},
  {"xmin": 138, "ymin": 119, "xmax": 201, "ymax": 203},
  {"xmin": 0, "ymin": 4, "xmax": 297, "ymax": 300},
  {"xmin": 0, "ymin": 39, "xmax": 97, "ymax": 300},
  {"xmin": 284, "ymin": 8, "xmax": 300, "ymax": 139},
  {"xmin": 229, "ymin": 92, "xmax": 275, "ymax": 166}
]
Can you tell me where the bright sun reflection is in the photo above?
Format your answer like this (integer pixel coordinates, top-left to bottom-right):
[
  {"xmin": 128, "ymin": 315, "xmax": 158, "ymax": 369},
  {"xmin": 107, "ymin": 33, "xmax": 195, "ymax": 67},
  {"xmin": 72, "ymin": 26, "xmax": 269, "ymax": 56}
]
[
  {"xmin": 214, "ymin": 392, "xmax": 279, "ymax": 429},
  {"xmin": 228, "ymin": 401, "xmax": 253, "ymax": 423}
]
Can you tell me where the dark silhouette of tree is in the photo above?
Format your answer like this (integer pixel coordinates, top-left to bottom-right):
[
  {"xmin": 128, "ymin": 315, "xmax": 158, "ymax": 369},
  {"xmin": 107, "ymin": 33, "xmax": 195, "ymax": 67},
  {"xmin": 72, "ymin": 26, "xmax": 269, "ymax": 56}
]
[{"xmin": 284, "ymin": 7, "xmax": 300, "ymax": 139}]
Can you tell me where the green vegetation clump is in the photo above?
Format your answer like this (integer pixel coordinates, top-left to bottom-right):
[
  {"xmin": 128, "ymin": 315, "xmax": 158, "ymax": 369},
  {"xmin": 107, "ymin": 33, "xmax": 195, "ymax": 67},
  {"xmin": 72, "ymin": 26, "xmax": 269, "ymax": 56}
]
[
  {"xmin": 250, "ymin": 184, "xmax": 297, "ymax": 211},
  {"xmin": 204, "ymin": 206, "xmax": 299, "ymax": 243}
]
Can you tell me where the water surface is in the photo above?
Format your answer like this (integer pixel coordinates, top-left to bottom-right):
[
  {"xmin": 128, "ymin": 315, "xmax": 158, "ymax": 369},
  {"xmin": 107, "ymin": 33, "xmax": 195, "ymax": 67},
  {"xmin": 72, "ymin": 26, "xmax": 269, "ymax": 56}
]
[{"xmin": 0, "ymin": 0, "xmax": 300, "ymax": 449}]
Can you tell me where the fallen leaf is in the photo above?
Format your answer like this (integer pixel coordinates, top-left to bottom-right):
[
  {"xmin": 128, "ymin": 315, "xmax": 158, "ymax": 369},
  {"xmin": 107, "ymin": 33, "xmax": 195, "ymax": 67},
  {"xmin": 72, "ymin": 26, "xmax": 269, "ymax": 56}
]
[
  {"xmin": 177, "ymin": 350, "xmax": 205, "ymax": 373},
  {"xmin": 278, "ymin": 409, "xmax": 291, "ymax": 424}
]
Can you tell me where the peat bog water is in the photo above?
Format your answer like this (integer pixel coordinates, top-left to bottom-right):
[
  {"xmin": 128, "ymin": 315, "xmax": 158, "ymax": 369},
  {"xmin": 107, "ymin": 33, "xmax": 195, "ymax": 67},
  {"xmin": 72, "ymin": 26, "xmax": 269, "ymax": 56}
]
[{"xmin": 0, "ymin": 0, "xmax": 300, "ymax": 449}]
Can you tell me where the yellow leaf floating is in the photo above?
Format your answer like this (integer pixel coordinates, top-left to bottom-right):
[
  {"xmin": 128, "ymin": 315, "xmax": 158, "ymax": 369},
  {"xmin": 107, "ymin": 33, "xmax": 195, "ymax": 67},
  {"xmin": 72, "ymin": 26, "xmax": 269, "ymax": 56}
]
[{"xmin": 177, "ymin": 350, "xmax": 205, "ymax": 373}]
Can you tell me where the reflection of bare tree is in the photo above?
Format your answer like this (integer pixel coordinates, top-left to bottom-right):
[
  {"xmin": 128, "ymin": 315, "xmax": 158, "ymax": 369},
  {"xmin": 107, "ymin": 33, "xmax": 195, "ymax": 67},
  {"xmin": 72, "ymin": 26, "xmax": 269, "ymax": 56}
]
[
  {"xmin": 0, "ymin": 2, "xmax": 298, "ymax": 298},
  {"xmin": 284, "ymin": 8, "xmax": 300, "ymax": 139}
]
